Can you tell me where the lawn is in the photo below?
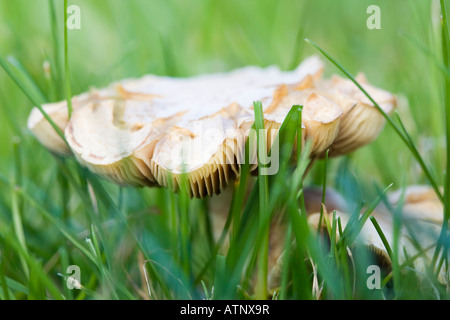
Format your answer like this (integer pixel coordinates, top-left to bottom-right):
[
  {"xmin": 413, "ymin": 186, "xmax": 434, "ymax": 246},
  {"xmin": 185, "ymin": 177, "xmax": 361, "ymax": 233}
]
[{"xmin": 0, "ymin": 0, "xmax": 448, "ymax": 300}]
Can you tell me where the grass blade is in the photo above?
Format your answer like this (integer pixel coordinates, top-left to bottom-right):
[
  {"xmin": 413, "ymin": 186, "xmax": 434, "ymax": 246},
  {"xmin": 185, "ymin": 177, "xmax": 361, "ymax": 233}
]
[
  {"xmin": 318, "ymin": 150, "xmax": 329, "ymax": 231},
  {"xmin": 369, "ymin": 216, "xmax": 393, "ymax": 259},
  {"xmin": 305, "ymin": 38, "xmax": 443, "ymax": 204},
  {"xmin": 0, "ymin": 57, "xmax": 67, "ymax": 142},
  {"xmin": 433, "ymin": 0, "xmax": 450, "ymax": 271},
  {"xmin": 64, "ymin": 0, "xmax": 73, "ymax": 118},
  {"xmin": 49, "ymin": 0, "xmax": 63, "ymax": 99},
  {"xmin": 253, "ymin": 101, "xmax": 270, "ymax": 300}
]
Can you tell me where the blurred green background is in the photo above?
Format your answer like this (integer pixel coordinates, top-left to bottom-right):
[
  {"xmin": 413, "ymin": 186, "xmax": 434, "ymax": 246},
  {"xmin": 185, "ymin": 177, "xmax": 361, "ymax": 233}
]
[{"xmin": 0, "ymin": 0, "xmax": 446, "ymax": 299}]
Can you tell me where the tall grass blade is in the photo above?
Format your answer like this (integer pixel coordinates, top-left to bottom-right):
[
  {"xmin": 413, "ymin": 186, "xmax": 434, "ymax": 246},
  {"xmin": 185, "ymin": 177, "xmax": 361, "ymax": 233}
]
[
  {"xmin": 305, "ymin": 38, "xmax": 443, "ymax": 203},
  {"xmin": 433, "ymin": 0, "xmax": 450, "ymax": 271},
  {"xmin": 253, "ymin": 101, "xmax": 269, "ymax": 300},
  {"xmin": 64, "ymin": 0, "xmax": 73, "ymax": 118}
]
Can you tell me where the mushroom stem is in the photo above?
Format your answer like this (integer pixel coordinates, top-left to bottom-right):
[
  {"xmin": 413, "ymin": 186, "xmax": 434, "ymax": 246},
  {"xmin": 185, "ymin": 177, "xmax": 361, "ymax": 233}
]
[{"xmin": 208, "ymin": 180, "xmax": 349, "ymax": 293}]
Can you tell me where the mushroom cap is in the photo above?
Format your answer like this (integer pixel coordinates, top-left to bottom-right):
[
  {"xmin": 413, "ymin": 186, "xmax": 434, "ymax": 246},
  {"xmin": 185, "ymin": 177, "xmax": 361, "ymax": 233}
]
[
  {"xmin": 28, "ymin": 101, "xmax": 71, "ymax": 155},
  {"xmin": 28, "ymin": 56, "xmax": 396, "ymax": 197}
]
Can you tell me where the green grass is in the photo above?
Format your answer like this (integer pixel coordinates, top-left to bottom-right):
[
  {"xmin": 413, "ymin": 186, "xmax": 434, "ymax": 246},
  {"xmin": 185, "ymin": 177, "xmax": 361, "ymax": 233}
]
[
  {"xmin": 0, "ymin": 0, "xmax": 449, "ymax": 300},
  {"xmin": 63, "ymin": 0, "xmax": 73, "ymax": 118}
]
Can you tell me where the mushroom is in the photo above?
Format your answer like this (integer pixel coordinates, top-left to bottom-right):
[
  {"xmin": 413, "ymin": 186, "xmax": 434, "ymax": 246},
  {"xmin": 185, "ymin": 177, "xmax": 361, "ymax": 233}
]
[
  {"xmin": 263, "ymin": 186, "xmax": 446, "ymax": 290},
  {"xmin": 28, "ymin": 56, "xmax": 396, "ymax": 197},
  {"xmin": 303, "ymin": 185, "xmax": 446, "ymax": 285},
  {"xmin": 28, "ymin": 56, "xmax": 398, "ymax": 294}
]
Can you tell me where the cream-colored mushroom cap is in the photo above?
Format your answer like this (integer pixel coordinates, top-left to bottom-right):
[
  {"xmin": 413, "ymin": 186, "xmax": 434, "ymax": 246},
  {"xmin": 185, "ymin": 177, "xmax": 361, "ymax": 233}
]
[
  {"xmin": 27, "ymin": 56, "xmax": 395, "ymax": 197},
  {"xmin": 27, "ymin": 101, "xmax": 70, "ymax": 155}
]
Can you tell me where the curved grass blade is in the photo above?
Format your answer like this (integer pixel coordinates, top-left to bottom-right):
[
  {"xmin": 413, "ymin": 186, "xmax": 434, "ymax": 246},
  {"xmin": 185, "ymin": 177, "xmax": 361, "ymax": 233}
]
[
  {"xmin": 305, "ymin": 38, "xmax": 443, "ymax": 204},
  {"xmin": 0, "ymin": 57, "xmax": 67, "ymax": 143}
]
